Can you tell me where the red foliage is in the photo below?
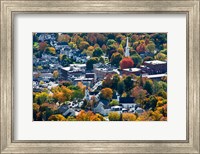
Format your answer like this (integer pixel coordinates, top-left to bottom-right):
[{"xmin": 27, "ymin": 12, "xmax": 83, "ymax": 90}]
[
  {"xmin": 136, "ymin": 41, "xmax": 146, "ymax": 53},
  {"xmin": 120, "ymin": 57, "xmax": 134, "ymax": 69}
]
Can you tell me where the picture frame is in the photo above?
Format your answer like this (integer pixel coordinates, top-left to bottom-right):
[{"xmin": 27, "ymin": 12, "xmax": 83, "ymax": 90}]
[{"xmin": 0, "ymin": 0, "xmax": 199, "ymax": 153}]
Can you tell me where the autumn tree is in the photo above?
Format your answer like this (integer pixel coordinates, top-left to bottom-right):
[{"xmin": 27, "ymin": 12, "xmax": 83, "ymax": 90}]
[
  {"xmin": 76, "ymin": 110, "xmax": 105, "ymax": 121},
  {"xmin": 68, "ymin": 42, "xmax": 77, "ymax": 49},
  {"xmin": 146, "ymin": 41, "xmax": 156, "ymax": 53},
  {"xmin": 48, "ymin": 114, "xmax": 67, "ymax": 121},
  {"xmin": 110, "ymin": 52, "xmax": 123, "ymax": 67},
  {"xmin": 120, "ymin": 57, "xmax": 134, "ymax": 69},
  {"xmin": 143, "ymin": 79, "xmax": 153, "ymax": 95},
  {"xmin": 38, "ymin": 42, "xmax": 48, "ymax": 51},
  {"xmin": 100, "ymin": 88, "xmax": 113, "ymax": 101},
  {"xmin": 78, "ymin": 41, "xmax": 90, "ymax": 51},
  {"xmin": 52, "ymin": 86, "xmax": 73, "ymax": 103},
  {"xmin": 136, "ymin": 40, "xmax": 146, "ymax": 53},
  {"xmin": 53, "ymin": 70, "xmax": 59, "ymax": 79},
  {"xmin": 102, "ymin": 74, "xmax": 113, "ymax": 88},
  {"xmin": 132, "ymin": 86, "xmax": 147, "ymax": 107},
  {"xmin": 34, "ymin": 92, "xmax": 49, "ymax": 105},
  {"xmin": 108, "ymin": 112, "xmax": 121, "ymax": 121},
  {"xmin": 155, "ymin": 53, "xmax": 167, "ymax": 61},
  {"xmin": 122, "ymin": 113, "xmax": 137, "ymax": 121},
  {"xmin": 92, "ymin": 47, "xmax": 103, "ymax": 57},
  {"xmin": 86, "ymin": 57, "xmax": 99, "ymax": 70}
]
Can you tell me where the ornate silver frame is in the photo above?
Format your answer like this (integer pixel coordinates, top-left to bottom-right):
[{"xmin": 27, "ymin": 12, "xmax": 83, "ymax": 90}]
[{"xmin": 0, "ymin": 0, "xmax": 199, "ymax": 153}]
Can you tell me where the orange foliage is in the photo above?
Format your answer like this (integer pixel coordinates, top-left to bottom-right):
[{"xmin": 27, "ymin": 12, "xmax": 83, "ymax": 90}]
[
  {"xmin": 100, "ymin": 88, "xmax": 113, "ymax": 100},
  {"xmin": 39, "ymin": 42, "xmax": 48, "ymax": 51},
  {"xmin": 122, "ymin": 113, "xmax": 137, "ymax": 121},
  {"xmin": 58, "ymin": 34, "xmax": 71, "ymax": 42},
  {"xmin": 76, "ymin": 110, "xmax": 105, "ymax": 121},
  {"xmin": 48, "ymin": 114, "xmax": 67, "ymax": 121},
  {"xmin": 52, "ymin": 86, "xmax": 73, "ymax": 103}
]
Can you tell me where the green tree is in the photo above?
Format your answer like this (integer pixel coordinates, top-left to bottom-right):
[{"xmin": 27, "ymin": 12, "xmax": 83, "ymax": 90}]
[
  {"xmin": 108, "ymin": 112, "xmax": 121, "ymax": 121},
  {"xmin": 146, "ymin": 41, "xmax": 156, "ymax": 53},
  {"xmin": 86, "ymin": 57, "xmax": 99, "ymax": 70},
  {"xmin": 131, "ymin": 54, "xmax": 142, "ymax": 67},
  {"xmin": 143, "ymin": 79, "xmax": 153, "ymax": 94},
  {"xmin": 112, "ymin": 74, "xmax": 120, "ymax": 90},
  {"xmin": 117, "ymin": 81, "xmax": 125, "ymax": 96},
  {"xmin": 110, "ymin": 52, "xmax": 123, "ymax": 67},
  {"xmin": 92, "ymin": 47, "xmax": 103, "ymax": 57},
  {"xmin": 109, "ymin": 100, "xmax": 119, "ymax": 106},
  {"xmin": 124, "ymin": 76, "xmax": 134, "ymax": 92}
]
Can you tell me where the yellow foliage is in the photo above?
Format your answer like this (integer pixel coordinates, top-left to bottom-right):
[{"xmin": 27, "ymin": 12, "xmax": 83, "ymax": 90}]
[
  {"xmin": 47, "ymin": 47, "xmax": 56, "ymax": 55},
  {"xmin": 48, "ymin": 114, "xmax": 67, "ymax": 121},
  {"xmin": 76, "ymin": 110, "xmax": 105, "ymax": 121},
  {"xmin": 34, "ymin": 92, "xmax": 49, "ymax": 104},
  {"xmin": 52, "ymin": 86, "xmax": 73, "ymax": 103},
  {"xmin": 108, "ymin": 112, "xmax": 121, "ymax": 121},
  {"xmin": 53, "ymin": 70, "xmax": 59, "ymax": 79},
  {"xmin": 122, "ymin": 113, "xmax": 137, "ymax": 121}
]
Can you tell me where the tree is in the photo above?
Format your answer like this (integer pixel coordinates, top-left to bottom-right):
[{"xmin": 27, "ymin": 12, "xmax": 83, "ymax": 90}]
[
  {"xmin": 76, "ymin": 110, "xmax": 105, "ymax": 121},
  {"xmin": 53, "ymin": 70, "xmax": 59, "ymax": 79},
  {"xmin": 143, "ymin": 79, "xmax": 153, "ymax": 94},
  {"xmin": 92, "ymin": 47, "xmax": 103, "ymax": 57},
  {"xmin": 132, "ymin": 86, "xmax": 147, "ymax": 107},
  {"xmin": 155, "ymin": 53, "xmax": 167, "ymax": 61},
  {"xmin": 157, "ymin": 90, "xmax": 167, "ymax": 99},
  {"xmin": 122, "ymin": 113, "xmax": 137, "ymax": 121},
  {"xmin": 136, "ymin": 40, "xmax": 146, "ymax": 53},
  {"xmin": 39, "ymin": 42, "xmax": 48, "ymax": 51},
  {"xmin": 120, "ymin": 57, "xmax": 134, "ymax": 69},
  {"xmin": 52, "ymin": 86, "xmax": 73, "ymax": 103},
  {"xmin": 124, "ymin": 76, "xmax": 134, "ymax": 92},
  {"xmin": 112, "ymin": 74, "xmax": 120, "ymax": 90},
  {"xmin": 148, "ymin": 95, "xmax": 158, "ymax": 110},
  {"xmin": 46, "ymin": 47, "xmax": 56, "ymax": 55},
  {"xmin": 108, "ymin": 112, "xmax": 121, "ymax": 121},
  {"xmin": 109, "ymin": 100, "xmax": 119, "ymax": 106},
  {"xmin": 100, "ymin": 88, "xmax": 113, "ymax": 101},
  {"xmin": 131, "ymin": 54, "xmax": 142, "ymax": 67},
  {"xmin": 102, "ymin": 74, "xmax": 113, "ymax": 88},
  {"xmin": 117, "ymin": 80, "xmax": 125, "ymax": 96},
  {"xmin": 110, "ymin": 52, "xmax": 123, "ymax": 67},
  {"xmin": 68, "ymin": 42, "xmax": 77, "ymax": 49},
  {"xmin": 146, "ymin": 41, "xmax": 156, "ymax": 53},
  {"xmin": 117, "ymin": 46, "xmax": 124, "ymax": 55},
  {"xmin": 86, "ymin": 57, "xmax": 99, "ymax": 70},
  {"xmin": 57, "ymin": 34, "xmax": 71, "ymax": 42},
  {"xmin": 78, "ymin": 41, "xmax": 90, "ymax": 51},
  {"xmin": 34, "ymin": 92, "xmax": 49, "ymax": 105},
  {"xmin": 48, "ymin": 114, "xmax": 67, "ymax": 121},
  {"xmin": 72, "ymin": 89, "xmax": 84, "ymax": 100}
]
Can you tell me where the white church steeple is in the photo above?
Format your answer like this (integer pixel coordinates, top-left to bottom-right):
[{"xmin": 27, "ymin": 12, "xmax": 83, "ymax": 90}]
[{"xmin": 125, "ymin": 37, "xmax": 130, "ymax": 57}]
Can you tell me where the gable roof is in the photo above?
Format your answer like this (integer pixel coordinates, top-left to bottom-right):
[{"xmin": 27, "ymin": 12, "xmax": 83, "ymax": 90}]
[{"xmin": 119, "ymin": 97, "xmax": 135, "ymax": 104}]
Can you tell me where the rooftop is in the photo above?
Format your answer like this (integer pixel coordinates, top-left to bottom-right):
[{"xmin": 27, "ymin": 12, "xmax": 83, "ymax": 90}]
[
  {"xmin": 144, "ymin": 60, "xmax": 167, "ymax": 65},
  {"xmin": 142, "ymin": 74, "xmax": 167, "ymax": 79},
  {"xmin": 123, "ymin": 68, "xmax": 141, "ymax": 72}
]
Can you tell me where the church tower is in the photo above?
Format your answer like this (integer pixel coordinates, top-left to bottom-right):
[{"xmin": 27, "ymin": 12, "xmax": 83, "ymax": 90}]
[{"xmin": 125, "ymin": 37, "xmax": 130, "ymax": 57}]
